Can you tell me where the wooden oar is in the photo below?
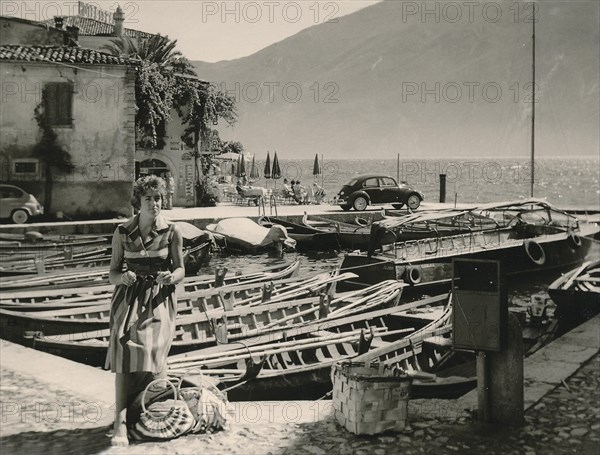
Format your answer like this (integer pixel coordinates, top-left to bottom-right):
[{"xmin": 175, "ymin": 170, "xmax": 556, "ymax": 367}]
[
  {"xmin": 244, "ymin": 272, "xmax": 358, "ymax": 307},
  {"xmin": 327, "ymin": 281, "xmax": 401, "ymax": 318},
  {"xmin": 169, "ymin": 330, "xmax": 380, "ymax": 368},
  {"xmin": 562, "ymin": 261, "xmax": 592, "ymax": 289},
  {"xmin": 172, "ymin": 325, "xmax": 416, "ymax": 370},
  {"xmin": 257, "ymin": 281, "xmax": 398, "ymax": 331}
]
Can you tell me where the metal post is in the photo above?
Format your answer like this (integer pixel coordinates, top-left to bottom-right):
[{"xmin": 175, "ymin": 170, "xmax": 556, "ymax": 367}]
[
  {"xmin": 321, "ymin": 153, "xmax": 324, "ymax": 189},
  {"xmin": 530, "ymin": 7, "xmax": 536, "ymax": 197},
  {"xmin": 477, "ymin": 351, "xmax": 490, "ymax": 422},
  {"xmin": 439, "ymin": 174, "xmax": 447, "ymax": 203}
]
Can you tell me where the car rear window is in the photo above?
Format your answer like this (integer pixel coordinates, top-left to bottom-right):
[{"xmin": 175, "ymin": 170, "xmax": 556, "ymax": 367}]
[
  {"xmin": 0, "ymin": 187, "xmax": 23, "ymax": 199},
  {"xmin": 362, "ymin": 178, "xmax": 379, "ymax": 188}
]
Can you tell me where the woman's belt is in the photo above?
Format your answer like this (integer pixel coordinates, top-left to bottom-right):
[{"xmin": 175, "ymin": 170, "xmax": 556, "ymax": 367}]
[{"xmin": 126, "ymin": 264, "xmax": 170, "ymax": 275}]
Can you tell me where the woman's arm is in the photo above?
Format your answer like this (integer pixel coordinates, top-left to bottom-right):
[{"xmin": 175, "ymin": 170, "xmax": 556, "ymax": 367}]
[
  {"xmin": 157, "ymin": 224, "xmax": 185, "ymax": 285},
  {"xmin": 108, "ymin": 227, "xmax": 136, "ymax": 286}
]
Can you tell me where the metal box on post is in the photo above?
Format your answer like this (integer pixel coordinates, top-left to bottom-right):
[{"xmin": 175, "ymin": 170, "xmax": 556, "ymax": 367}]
[{"xmin": 452, "ymin": 259, "xmax": 507, "ymax": 352}]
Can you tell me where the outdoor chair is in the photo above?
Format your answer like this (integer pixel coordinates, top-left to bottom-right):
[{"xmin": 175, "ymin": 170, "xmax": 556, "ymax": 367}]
[
  {"xmin": 273, "ymin": 189, "xmax": 295, "ymax": 205},
  {"xmin": 222, "ymin": 188, "xmax": 238, "ymax": 203}
]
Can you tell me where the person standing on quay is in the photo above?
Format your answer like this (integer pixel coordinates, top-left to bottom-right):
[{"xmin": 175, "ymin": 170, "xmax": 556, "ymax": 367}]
[
  {"xmin": 164, "ymin": 172, "xmax": 175, "ymax": 210},
  {"xmin": 106, "ymin": 175, "xmax": 185, "ymax": 446}
]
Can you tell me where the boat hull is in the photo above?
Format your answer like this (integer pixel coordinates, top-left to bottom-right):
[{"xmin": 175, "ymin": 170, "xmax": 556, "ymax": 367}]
[
  {"xmin": 548, "ymin": 288, "xmax": 600, "ymax": 334},
  {"xmin": 339, "ymin": 232, "xmax": 595, "ymax": 291}
]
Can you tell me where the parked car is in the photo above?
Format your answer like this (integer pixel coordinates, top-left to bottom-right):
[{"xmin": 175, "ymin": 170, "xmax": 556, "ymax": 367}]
[
  {"xmin": 0, "ymin": 184, "xmax": 44, "ymax": 223},
  {"xmin": 336, "ymin": 175, "xmax": 424, "ymax": 211}
]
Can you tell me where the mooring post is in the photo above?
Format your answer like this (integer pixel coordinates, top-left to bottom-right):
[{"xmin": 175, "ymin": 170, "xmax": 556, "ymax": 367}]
[
  {"xmin": 439, "ymin": 174, "xmax": 447, "ymax": 203},
  {"xmin": 262, "ymin": 282, "xmax": 273, "ymax": 302},
  {"xmin": 215, "ymin": 267, "xmax": 227, "ymax": 287},
  {"xmin": 477, "ymin": 351, "xmax": 491, "ymax": 422},
  {"xmin": 452, "ymin": 259, "xmax": 524, "ymax": 426},
  {"xmin": 479, "ymin": 313, "xmax": 524, "ymax": 425}
]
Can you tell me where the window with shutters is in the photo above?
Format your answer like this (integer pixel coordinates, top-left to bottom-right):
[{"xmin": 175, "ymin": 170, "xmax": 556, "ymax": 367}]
[
  {"xmin": 13, "ymin": 160, "xmax": 38, "ymax": 176},
  {"xmin": 43, "ymin": 82, "xmax": 73, "ymax": 126}
]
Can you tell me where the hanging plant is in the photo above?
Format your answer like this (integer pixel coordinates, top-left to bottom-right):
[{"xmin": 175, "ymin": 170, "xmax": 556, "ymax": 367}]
[{"xmin": 135, "ymin": 61, "xmax": 175, "ymax": 149}]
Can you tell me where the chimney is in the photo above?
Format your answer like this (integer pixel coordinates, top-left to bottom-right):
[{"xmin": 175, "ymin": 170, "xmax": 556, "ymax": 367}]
[
  {"xmin": 54, "ymin": 16, "xmax": 64, "ymax": 29},
  {"xmin": 113, "ymin": 5, "xmax": 124, "ymax": 37},
  {"xmin": 66, "ymin": 26, "xmax": 79, "ymax": 43}
]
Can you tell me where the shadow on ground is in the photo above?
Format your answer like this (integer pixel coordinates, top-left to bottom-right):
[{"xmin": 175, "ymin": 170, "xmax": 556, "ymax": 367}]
[{"xmin": 0, "ymin": 425, "xmax": 113, "ymax": 455}]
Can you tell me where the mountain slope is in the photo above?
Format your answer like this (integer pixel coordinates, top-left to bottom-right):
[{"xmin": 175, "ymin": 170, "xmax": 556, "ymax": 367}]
[{"xmin": 193, "ymin": 0, "xmax": 599, "ymax": 159}]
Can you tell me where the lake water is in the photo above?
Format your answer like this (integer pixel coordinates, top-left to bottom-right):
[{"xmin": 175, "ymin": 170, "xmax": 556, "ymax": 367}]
[
  {"xmin": 201, "ymin": 240, "xmax": 600, "ymax": 308},
  {"xmin": 221, "ymin": 154, "xmax": 600, "ymax": 303},
  {"xmin": 244, "ymin": 156, "xmax": 599, "ymax": 209}
]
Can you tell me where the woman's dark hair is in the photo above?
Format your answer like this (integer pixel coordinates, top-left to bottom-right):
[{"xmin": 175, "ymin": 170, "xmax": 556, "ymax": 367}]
[
  {"xmin": 131, "ymin": 175, "xmax": 167, "ymax": 210},
  {"xmin": 291, "ymin": 180, "xmax": 296, "ymax": 185}
]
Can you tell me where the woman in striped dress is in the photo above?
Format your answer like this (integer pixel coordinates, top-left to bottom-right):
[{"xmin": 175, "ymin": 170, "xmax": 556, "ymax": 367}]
[{"xmin": 107, "ymin": 175, "xmax": 184, "ymax": 446}]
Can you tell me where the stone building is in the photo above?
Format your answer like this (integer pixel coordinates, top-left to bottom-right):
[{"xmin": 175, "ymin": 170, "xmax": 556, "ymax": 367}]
[
  {"xmin": 40, "ymin": 4, "xmax": 154, "ymax": 53},
  {"xmin": 0, "ymin": 43, "xmax": 136, "ymax": 217},
  {"xmin": 40, "ymin": 4, "xmax": 201, "ymax": 207},
  {"xmin": 0, "ymin": 15, "xmax": 67, "ymax": 46},
  {"xmin": 1, "ymin": 2, "xmax": 207, "ymax": 214}
]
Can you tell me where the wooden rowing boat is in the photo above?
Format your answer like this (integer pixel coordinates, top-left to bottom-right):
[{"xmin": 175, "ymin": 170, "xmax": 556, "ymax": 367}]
[
  {"xmin": 257, "ymin": 216, "xmax": 341, "ymax": 251},
  {"xmin": 206, "ymin": 218, "xmax": 297, "ymax": 253},
  {"xmin": 0, "ymin": 251, "xmax": 112, "ymax": 276},
  {"xmin": 26, "ymin": 279, "xmax": 402, "ymax": 367},
  {"xmin": 0, "ymin": 241, "xmax": 211, "ymax": 277},
  {"xmin": 0, "ymin": 261, "xmax": 301, "ymax": 309},
  {"xmin": 0, "ymin": 222, "xmax": 215, "ymax": 277},
  {"xmin": 166, "ymin": 293, "xmax": 449, "ymax": 401},
  {"xmin": 0, "ymin": 236, "xmax": 110, "ymax": 255},
  {"xmin": 548, "ymin": 260, "xmax": 600, "ymax": 334},
  {"xmin": 0, "ymin": 257, "xmax": 299, "ymax": 292},
  {"xmin": 0, "ymin": 270, "xmax": 355, "ymax": 339},
  {"xmin": 301, "ymin": 209, "xmax": 499, "ymax": 251},
  {"xmin": 339, "ymin": 200, "xmax": 598, "ymax": 291},
  {"xmin": 352, "ymin": 293, "xmax": 562, "ymax": 399},
  {"xmin": 301, "ymin": 213, "xmax": 393, "ymax": 251}
]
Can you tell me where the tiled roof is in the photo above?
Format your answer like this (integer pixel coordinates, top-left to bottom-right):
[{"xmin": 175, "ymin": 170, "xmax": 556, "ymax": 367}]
[
  {"xmin": 0, "ymin": 45, "xmax": 129, "ymax": 65},
  {"xmin": 40, "ymin": 16, "xmax": 155, "ymax": 38}
]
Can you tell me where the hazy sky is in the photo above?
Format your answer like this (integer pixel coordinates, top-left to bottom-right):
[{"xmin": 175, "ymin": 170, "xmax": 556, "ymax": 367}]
[{"xmin": 6, "ymin": 1, "xmax": 381, "ymax": 61}]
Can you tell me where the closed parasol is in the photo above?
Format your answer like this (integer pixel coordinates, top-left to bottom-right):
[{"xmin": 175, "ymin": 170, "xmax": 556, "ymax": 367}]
[
  {"xmin": 313, "ymin": 153, "xmax": 321, "ymax": 177},
  {"xmin": 271, "ymin": 152, "xmax": 281, "ymax": 180},
  {"xmin": 264, "ymin": 152, "xmax": 271, "ymax": 179},
  {"xmin": 249, "ymin": 155, "xmax": 259, "ymax": 179},
  {"xmin": 236, "ymin": 154, "xmax": 246, "ymax": 177}
]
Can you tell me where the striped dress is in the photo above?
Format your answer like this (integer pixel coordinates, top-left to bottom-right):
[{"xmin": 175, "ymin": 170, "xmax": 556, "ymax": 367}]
[{"xmin": 106, "ymin": 215, "xmax": 177, "ymax": 373}]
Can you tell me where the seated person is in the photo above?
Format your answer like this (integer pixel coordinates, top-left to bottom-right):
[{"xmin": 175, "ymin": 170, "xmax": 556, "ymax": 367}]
[
  {"xmin": 312, "ymin": 182, "xmax": 325, "ymax": 204},
  {"xmin": 236, "ymin": 178, "xmax": 244, "ymax": 195},
  {"xmin": 292, "ymin": 181, "xmax": 307, "ymax": 204},
  {"xmin": 282, "ymin": 179, "xmax": 294, "ymax": 198},
  {"xmin": 283, "ymin": 178, "xmax": 292, "ymax": 193}
]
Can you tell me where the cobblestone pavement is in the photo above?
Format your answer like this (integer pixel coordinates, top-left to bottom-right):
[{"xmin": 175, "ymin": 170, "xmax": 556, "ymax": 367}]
[{"xmin": 0, "ymin": 355, "xmax": 598, "ymax": 455}]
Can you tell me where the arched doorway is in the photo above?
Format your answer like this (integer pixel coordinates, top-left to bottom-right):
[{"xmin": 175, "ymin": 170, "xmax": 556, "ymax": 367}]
[{"xmin": 137, "ymin": 159, "xmax": 170, "ymax": 179}]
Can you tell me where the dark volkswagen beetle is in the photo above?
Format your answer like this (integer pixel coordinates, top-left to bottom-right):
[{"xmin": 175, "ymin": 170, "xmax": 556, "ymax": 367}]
[{"xmin": 336, "ymin": 175, "xmax": 424, "ymax": 211}]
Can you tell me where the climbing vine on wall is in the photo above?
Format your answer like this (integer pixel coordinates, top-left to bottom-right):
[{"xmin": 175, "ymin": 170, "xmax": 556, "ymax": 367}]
[{"xmin": 32, "ymin": 100, "xmax": 75, "ymax": 215}]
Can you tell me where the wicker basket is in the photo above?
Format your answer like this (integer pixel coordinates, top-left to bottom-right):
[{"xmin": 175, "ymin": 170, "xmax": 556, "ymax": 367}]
[{"xmin": 331, "ymin": 361, "xmax": 412, "ymax": 435}]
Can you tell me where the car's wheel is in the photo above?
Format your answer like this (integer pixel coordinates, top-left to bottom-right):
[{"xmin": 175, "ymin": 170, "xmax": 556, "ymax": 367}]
[
  {"xmin": 407, "ymin": 194, "xmax": 421, "ymax": 210},
  {"xmin": 353, "ymin": 196, "xmax": 368, "ymax": 211},
  {"xmin": 11, "ymin": 209, "xmax": 29, "ymax": 224},
  {"xmin": 340, "ymin": 205, "xmax": 351, "ymax": 211},
  {"xmin": 392, "ymin": 203, "xmax": 404, "ymax": 209}
]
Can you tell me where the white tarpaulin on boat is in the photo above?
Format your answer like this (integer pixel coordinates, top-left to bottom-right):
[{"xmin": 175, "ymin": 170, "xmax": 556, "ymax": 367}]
[{"xmin": 206, "ymin": 218, "xmax": 296, "ymax": 250}]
